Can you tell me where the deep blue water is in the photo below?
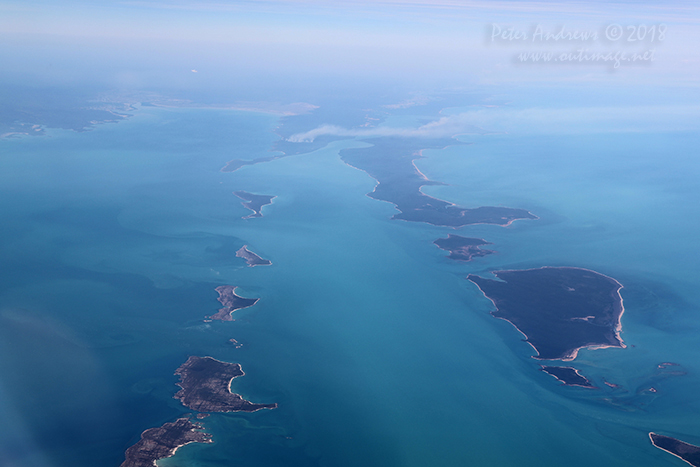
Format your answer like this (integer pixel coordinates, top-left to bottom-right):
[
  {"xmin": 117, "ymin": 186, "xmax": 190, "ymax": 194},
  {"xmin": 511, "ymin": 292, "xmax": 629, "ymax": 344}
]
[{"xmin": 0, "ymin": 106, "xmax": 698, "ymax": 467}]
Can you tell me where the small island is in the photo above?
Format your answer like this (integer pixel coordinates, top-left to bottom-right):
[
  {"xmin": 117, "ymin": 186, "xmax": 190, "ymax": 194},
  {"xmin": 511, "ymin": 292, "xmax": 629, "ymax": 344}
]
[
  {"xmin": 650, "ymin": 433, "xmax": 700, "ymax": 467},
  {"xmin": 221, "ymin": 156, "xmax": 280, "ymax": 173},
  {"xmin": 236, "ymin": 245, "xmax": 272, "ymax": 267},
  {"xmin": 433, "ymin": 234, "xmax": 494, "ymax": 262},
  {"xmin": 207, "ymin": 285, "xmax": 259, "ymax": 321},
  {"xmin": 121, "ymin": 417, "xmax": 212, "ymax": 467},
  {"xmin": 468, "ymin": 267, "xmax": 625, "ymax": 361},
  {"xmin": 233, "ymin": 190, "xmax": 275, "ymax": 219},
  {"xmin": 174, "ymin": 356, "xmax": 278, "ymax": 413},
  {"xmin": 541, "ymin": 366, "xmax": 595, "ymax": 388}
]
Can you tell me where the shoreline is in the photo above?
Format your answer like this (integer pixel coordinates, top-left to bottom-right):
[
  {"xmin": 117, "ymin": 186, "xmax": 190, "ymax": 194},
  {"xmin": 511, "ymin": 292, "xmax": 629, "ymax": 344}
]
[{"xmin": 649, "ymin": 432, "xmax": 700, "ymax": 467}]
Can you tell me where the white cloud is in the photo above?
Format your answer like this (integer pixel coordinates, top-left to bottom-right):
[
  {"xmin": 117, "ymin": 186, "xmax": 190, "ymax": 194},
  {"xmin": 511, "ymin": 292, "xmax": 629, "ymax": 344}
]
[{"xmin": 288, "ymin": 105, "xmax": 700, "ymax": 142}]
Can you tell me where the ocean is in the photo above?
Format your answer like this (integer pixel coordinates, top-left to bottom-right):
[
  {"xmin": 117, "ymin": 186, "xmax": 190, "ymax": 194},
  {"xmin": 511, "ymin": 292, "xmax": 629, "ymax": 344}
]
[{"xmin": 0, "ymin": 106, "xmax": 698, "ymax": 466}]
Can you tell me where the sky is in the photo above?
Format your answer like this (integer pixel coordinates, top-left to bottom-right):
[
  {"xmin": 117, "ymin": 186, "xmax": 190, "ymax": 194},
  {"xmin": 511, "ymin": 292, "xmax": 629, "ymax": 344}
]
[
  {"xmin": 1, "ymin": 1, "xmax": 699, "ymax": 92},
  {"xmin": 0, "ymin": 0, "xmax": 699, "ymax": 138}
]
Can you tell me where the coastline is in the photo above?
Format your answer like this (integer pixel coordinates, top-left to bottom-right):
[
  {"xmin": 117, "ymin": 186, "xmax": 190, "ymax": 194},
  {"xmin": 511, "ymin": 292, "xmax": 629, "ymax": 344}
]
[{"xmin": 649, "ymin": 433, "xmax": 700, "ymax": 467}]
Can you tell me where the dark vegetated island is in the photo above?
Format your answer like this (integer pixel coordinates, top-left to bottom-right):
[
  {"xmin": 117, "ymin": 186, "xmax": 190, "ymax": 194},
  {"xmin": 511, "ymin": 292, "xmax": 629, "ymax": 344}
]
[
  {"xmin": 222, "ymin": 156, "xmax": 281, "ymax": 172},
  {"xmin": 650, "ymin": 433, "xmax": 700, "ymax": 467},
  {"xmin": 233, "ymin": 190, "xmax": 275, "ymax": 219},
  {"xmin": 338, "ymin": 137, "xmax": 536, "ymax": 227},
  {"xmin": 236, "ymin": 245, "xmax": 272, "ymax": 267},
  {"xmin": 541, "ymin": 366, "xmax": 595, "ymax": 388},
  {"xmin": 434, "ymin": 234, "xmax": 494, "ymax": 261},
  {"xmin": 468, "ymin": 267, "xmax": 625, "ymax": 361},
  {"xmin": 207, "ymin": 285, "xmax": 259, "ymax": 321},
  {"xmin": 174, "ymin": 356, "xmax": 277, "ymax": 412},
  {"xmin": 120, "ymin": 417, "xmax": 212, "ymax": 467}
]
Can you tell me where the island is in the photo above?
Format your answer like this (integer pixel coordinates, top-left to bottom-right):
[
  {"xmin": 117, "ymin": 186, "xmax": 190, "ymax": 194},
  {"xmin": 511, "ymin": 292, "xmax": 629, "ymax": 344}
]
[
  {"xmin": 221, "ymin": 156, "xmax": 280, "ymax": 172},
  {"xmin": 433, "ymin": 234, "xmax": 494, "ymax": 261},
  {"xmin": 174, "ymin": 356, "xmax": 278, "ymax": 412},
  {"xmin": 467, "ymin": 267, "xmax": 625, "ymax": 361},
  {"xmin": 650, "ymin": 433, "xmax": 700, "ymax": 467},
  {"xmin": 339, "ymin": 137, "xmax": 537, "ymax": 227},
  {"xmin": 121, "ymin": 417, "xmax": 212, "ymax": 467},
  {"xmin": 233, "ymin": 190, "xmax": 275, "ymax": 219},
  {"xmin": 541, "ymin": 366, "xmax": 595, "ymax": 388},
  {"xmin": 207, "ymin": 285, "xmax": 259, "ymax": 321},
  {"xmin": 236, "ymin": 245, "xmax": 272, "ymax": 267}
]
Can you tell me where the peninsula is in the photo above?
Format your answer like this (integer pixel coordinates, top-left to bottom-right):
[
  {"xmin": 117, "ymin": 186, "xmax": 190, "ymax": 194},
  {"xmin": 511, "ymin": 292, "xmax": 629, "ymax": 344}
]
[
  {"xmin": 174, "ymin": 356, "xmax": 278, "ymax": 412},
  {"xmin": 120, "ymin": 417, "xmax": 212, "ymax": 467},
  {"xmin": 236, "ymin": 245, "xmax": 272, "ymax": 267},
  {"xmin": 650, "ymin": 433, "xmax": 700, "ymax": 467},
  {"xmin": 233, "ymin": 191, "xmax": 275, "ymax": 219},
  {"xmin": 339, "ymin": 137, "xmax": 536, "ymax": 227},
  {"xmin": 207, "ymin": 285, "xmax": 259, "ymax": 321},
  {"xmin": 433, "ymin": 234, "xmax": 494, "ymax": 261},
  {"xmin": 468, "ymin": 267, "xmax": 625, "ymax": 361},
  {"xmin": 541, "ymin": 366, "xmax": 595, "ymax": 388}
]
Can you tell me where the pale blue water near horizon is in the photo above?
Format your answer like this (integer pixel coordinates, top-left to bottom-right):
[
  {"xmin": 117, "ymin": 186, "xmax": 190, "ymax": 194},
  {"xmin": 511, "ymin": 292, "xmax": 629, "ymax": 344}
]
[{"xmin": 0, "ymin": 106, "xmax": 699, "ymax": 466}]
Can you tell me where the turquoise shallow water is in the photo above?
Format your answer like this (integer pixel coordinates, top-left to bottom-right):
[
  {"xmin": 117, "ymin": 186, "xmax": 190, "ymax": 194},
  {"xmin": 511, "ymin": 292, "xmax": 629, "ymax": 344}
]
[{"xmin": 0, "ymin": 107, "xmax": 698, "ymax": 466}]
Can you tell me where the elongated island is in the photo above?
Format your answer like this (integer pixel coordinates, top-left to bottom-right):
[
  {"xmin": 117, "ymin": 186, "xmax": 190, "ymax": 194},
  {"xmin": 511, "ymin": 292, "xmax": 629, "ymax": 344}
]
[
  {"xmin": 236, "ymin": 245, "xmax": 272, "ymax": 267},
  {"xmin": 541, "ymin": 366, "xmax": 595, "ymax": 388},
  {"xmin": 650, "ymin": 433, "xmax": 700, "ymax": 467},
  {"xmin": 468, "ymin": 267, "xmax": 625, "ymax": 361},
  {"xmin": 339, "ymin": 137, "xmax": 537, "ymax": 227}
]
